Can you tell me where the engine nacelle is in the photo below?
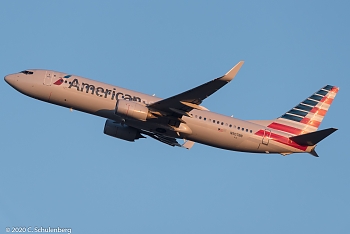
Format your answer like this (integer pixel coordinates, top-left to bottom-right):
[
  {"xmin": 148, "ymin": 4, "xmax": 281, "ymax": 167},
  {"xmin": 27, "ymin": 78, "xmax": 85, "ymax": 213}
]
[
  {"xmin": 115, "ymin": 99, "xmax": 152, "ymax": 121},
  {"xmin": 103, "ymin": 119, "xmax": 143, "ymax": 142}
]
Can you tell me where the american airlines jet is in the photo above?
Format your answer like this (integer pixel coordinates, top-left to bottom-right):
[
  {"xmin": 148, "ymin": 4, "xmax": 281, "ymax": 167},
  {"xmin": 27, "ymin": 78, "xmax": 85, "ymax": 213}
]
[{"xmin": 4, "ymin": 61, "xmax": 339, "ymax": 157}]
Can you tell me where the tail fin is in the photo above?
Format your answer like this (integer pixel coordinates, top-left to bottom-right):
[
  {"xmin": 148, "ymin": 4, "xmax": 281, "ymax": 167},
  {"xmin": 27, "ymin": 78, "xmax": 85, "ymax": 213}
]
[{"xmin": 271, "ymin": 85, "xmax": 339, "ymax": 135}]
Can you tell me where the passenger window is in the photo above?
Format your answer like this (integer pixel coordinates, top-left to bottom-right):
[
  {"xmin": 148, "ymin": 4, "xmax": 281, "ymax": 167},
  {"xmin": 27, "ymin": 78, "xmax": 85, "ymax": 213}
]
[
  {"xmin": 199, "ymin": 116, "xmax": 202, "ymax": 119},
  {"xmin": 229, "ymin": 124, "xmax": 232, "ymax": 127},
  {"xmin": 246, "ymin": 129, "xmax": 248, "ymax": 132},
  {"xmin": 242, "ymin": 128, "xmax": 244, "ymax": 131},
  {"xmin": 204, "ymin": 117, "xmax": 206, "ymax": 120},
  {"xmin": 238, "ymin": 127, "xmax": 240, "ymax": 130},
  {"xmin": 250, "ymin": 130, "xmax": 252, "ymax": 133},
  {"xmin": 217, "ymin": 121, "xmax": 220, "ymax": 124},
  {"xmin": 213, "ymin": 120, "xmax": 215, "ymax": 123}
]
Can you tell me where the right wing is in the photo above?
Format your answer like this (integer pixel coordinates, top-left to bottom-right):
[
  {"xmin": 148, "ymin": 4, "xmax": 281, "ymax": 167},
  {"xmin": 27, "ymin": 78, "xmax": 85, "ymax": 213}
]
[{"xmin": 148, "ymin": 61, "xmax": 244, "ymax": 117}]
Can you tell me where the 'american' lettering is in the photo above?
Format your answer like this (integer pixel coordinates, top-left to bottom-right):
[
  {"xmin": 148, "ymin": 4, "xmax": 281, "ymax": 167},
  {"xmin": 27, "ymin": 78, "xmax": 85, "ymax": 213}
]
[{"xmin": 68, "ymin": 78, "xmax": 141, "ymax": 102}]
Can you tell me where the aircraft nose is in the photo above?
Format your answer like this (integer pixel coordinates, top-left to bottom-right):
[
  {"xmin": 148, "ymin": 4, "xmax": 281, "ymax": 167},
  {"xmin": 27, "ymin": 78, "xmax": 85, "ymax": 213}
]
[
  {"xmin": 4, "ymin": 74, "xmax": 15, "ymax": 86},
  {"xmin": 4, "ymin": 75, "xmax": 10, "ymax": 84}
]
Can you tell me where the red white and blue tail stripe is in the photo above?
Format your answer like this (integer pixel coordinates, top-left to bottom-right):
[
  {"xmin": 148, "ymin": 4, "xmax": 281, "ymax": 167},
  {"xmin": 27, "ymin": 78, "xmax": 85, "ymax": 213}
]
[
  {"xmin": 252, "ymin": 85, "xmax": 339, "ymax": 155},
  {"xmin": 271, "ymin": 85, "xmax": 339, "ymax": 135}
]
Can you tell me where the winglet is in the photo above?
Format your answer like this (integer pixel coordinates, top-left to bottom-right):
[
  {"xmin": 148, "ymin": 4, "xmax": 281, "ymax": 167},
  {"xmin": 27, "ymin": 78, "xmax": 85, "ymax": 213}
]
[{"xmin": 221, "ymin": 61, "xmax": 244, "ymax": 82}]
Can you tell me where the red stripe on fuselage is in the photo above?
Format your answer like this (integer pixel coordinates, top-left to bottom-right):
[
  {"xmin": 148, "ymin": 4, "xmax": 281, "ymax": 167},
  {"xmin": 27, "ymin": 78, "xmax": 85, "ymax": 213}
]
[
  {"xmin": 268, "ymin": 122, "xmax": 303, "ymax": 135},
  {"xmin": 255, "ymin": 130, "xmax": 308, "ymax": 151}
]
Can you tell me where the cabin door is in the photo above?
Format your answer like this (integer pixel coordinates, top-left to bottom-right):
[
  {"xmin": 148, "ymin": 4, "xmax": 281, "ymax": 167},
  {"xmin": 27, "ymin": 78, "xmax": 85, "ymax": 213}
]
[
  {"xmin": 262, "ymin": 129, "xmax": 271, "ymax": 145},
  {"xmin": 44, "ymin": 71, "xmax": 52, "ymax": 86}
]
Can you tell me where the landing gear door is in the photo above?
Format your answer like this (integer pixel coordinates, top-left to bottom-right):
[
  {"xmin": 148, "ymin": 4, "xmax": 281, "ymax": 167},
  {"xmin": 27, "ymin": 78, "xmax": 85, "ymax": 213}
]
[
  {"xmin": 44, "ymin": 71, "xmax": 52, "ymax": 86},
  {"xmin": 262, "ymin": 129, "xmax": 271, "ymax": 145}
]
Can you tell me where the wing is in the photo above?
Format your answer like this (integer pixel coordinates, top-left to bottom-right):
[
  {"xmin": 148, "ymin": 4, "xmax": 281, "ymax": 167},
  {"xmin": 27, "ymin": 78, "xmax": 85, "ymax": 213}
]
[
  {"xmin": 148, "ymin": 61, "xmax": 244, "ymax": 116},
  {"xmin": 140, "ymin": 130, "xmax": 195, "ymax": 148},
  {"xmin": 146, "ymin": 132, "xmax": 182, "ymax": 147}
]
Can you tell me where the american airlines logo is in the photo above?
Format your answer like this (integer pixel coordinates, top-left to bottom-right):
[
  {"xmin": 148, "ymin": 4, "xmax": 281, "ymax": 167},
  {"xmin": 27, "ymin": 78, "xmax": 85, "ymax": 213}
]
[
  {"xmin": 66, "ymin": 78, "xmax": 142, "ymax": 102},
  {"xmin": 53, "ymin": 75, "xmax": 72, "ymax": 85}
]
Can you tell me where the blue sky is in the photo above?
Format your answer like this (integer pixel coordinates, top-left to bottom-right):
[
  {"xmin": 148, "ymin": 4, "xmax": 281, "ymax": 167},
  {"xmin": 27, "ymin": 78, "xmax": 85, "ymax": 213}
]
[{"xmin": 1, "ymin": 1, "xmax": 349, "ymax": 233}]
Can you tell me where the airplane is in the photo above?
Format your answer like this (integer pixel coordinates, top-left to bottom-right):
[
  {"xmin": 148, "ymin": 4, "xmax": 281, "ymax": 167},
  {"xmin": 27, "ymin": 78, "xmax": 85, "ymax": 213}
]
[{"xmin": 4, "ymin": 61, "xmax": 339, "ymax": 157}]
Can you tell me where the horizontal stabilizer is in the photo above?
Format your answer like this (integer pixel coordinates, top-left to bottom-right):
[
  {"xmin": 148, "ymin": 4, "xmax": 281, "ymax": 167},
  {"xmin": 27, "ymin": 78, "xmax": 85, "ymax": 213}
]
[{"xmin": 290, "ymin": 128, "xmax": 338, "ymax": 146}]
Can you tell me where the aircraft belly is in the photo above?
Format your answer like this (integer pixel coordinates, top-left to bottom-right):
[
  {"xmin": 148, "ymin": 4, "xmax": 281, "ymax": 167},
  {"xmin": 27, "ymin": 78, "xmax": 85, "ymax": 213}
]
[
  {"xmin": 256, "ymin": 142, "xmax": 286, "ymax": 153},
  {"xmin": 185, "ymin": 123, "xmax": 248, "ymax": 151}
]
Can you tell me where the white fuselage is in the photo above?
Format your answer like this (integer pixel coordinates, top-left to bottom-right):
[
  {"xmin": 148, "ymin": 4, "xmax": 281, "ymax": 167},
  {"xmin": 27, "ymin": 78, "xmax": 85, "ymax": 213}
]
[{"xmin": 4, "ymin": 70, "xmax": 312, "ymax": 155}]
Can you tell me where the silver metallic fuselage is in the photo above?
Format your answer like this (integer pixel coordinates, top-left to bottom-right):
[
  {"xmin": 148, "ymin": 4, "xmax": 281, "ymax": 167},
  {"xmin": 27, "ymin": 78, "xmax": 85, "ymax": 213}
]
[{"xmin": 4, "ymin": 70, "xmax": 310, "ymax": 155}]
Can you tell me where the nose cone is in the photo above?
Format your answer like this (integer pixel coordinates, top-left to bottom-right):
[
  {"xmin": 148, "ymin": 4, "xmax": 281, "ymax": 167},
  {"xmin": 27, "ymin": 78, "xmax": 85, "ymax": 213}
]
[{"xmin": 4, "ymin": 74, "xmax": 15, "ymax": 87}]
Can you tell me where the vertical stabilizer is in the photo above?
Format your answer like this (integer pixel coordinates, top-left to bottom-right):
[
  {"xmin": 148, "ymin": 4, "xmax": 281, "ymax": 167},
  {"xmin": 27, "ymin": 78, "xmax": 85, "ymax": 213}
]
[{"xmin": 269, "ymin": 85, "xmax": 339, "ymax": 135}]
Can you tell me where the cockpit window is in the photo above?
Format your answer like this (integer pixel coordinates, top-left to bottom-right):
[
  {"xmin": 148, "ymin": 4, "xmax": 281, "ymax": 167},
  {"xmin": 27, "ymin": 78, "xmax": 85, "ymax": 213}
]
[{"xmin": 20, "ymin": 70, "xmax": 34, "ymax": 75}]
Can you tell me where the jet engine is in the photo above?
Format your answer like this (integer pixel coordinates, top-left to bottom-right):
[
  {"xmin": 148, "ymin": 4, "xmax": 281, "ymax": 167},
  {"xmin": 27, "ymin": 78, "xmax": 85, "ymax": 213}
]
[
  {"xmin": 103, "ymin": 119, "xmax": 144, "ymax": 142},
  {"xmin": 115, "ymin": 99, "xmax": 153, "ymax": 121}
]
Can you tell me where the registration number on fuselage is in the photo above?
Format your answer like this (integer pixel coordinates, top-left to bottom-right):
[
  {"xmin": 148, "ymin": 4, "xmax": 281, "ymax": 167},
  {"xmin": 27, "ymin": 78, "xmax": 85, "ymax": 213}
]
[{"xmin": 230, "ymin": 131, "xmax": 243, "ymax": 139}]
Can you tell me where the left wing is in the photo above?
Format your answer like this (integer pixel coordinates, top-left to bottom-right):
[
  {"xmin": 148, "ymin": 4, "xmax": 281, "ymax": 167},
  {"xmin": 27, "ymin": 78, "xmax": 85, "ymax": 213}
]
[
  {"xmin": 140, "ymin": 130, "xmax": 195, "ymax": 148},
  {"xmin": 148, "ymin": 61, "xmax": 244, "ymax": 117},
  {"xmin": 144, "ymin": 132, "xmax": 182, "ymax": 147}
]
